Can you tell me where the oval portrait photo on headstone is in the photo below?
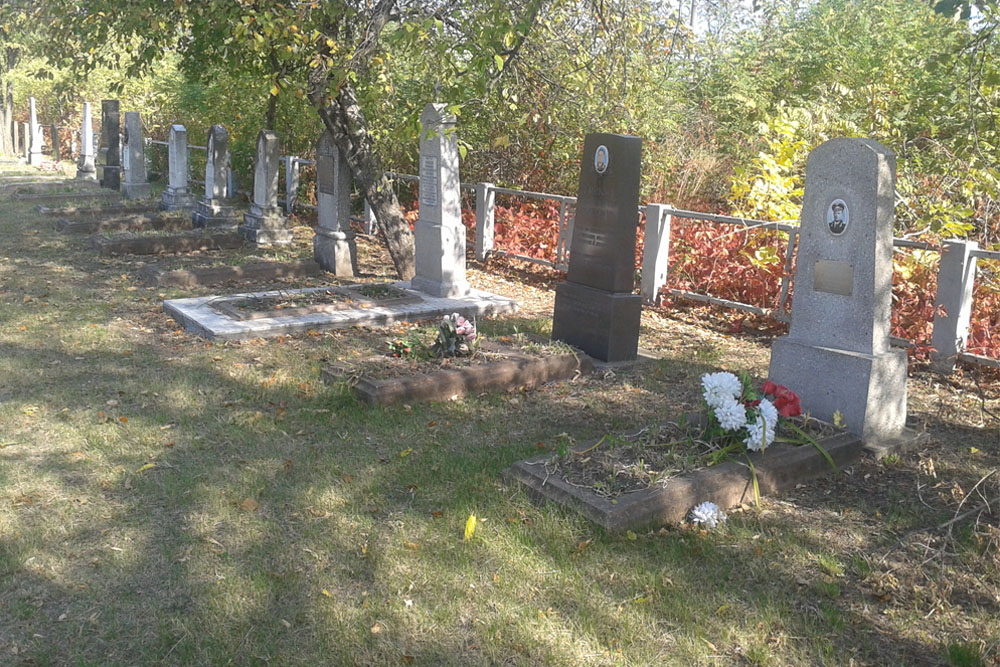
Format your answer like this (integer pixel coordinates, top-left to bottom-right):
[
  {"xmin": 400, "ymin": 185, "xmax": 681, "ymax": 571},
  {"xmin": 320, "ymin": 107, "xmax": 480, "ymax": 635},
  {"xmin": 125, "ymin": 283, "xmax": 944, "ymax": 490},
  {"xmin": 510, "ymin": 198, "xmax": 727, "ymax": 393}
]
[
  {"xmin": 827, "ymin": 198, "xmax": 849, "ymax": 235},
  {"xmin": 594, "ymin": 144, "xmax": 609, "ymax": 175}
]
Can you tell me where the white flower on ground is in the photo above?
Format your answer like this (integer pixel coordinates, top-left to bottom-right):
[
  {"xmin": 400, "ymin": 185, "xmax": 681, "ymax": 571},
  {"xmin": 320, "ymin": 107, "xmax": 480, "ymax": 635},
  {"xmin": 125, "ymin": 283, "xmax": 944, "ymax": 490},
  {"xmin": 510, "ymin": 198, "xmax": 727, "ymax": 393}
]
[
  {"xmin": 690, "ymin": 501, "xmax": 727, "ymax": 529},
  {"xmin": 714, "ymin": 397, "xmax": 748, "ymax": 432},
  {"xmin": 757, "ymin": 398, "xmax": 778, "ymax": 432},
  {"xmin": 744, "ymin": 398, "xmax": 778, "ymax": 452},
  {"xmin": 701, "ymin": 372, "xmax": 742, "ymax": 409}
]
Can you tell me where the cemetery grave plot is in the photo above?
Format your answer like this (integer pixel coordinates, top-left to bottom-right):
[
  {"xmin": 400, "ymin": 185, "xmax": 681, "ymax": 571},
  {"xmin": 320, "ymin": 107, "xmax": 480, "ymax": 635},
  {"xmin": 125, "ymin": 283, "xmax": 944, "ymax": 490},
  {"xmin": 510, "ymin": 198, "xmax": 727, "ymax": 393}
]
[
  {"xmin": 210, "ymin": 283, "xmax": 422, "ymax": 321},
  {"xmin": 38, "ymin": 202, "xmax": 162, "ymax": 218},
  {"xmin": 57, "ymin": 211, "xmax": 192, "ymax": 234},
  {"xmin": 323, "ymin": 330, "xmax": 591, "ymax": 406},
  {"xmin": 90, "ymin": 228, "xmax": 245, "ymax": 256},
  {"xmin": 2, "ymin": 179, "xmax": 101, "ymax": 196},
  {"xmin": 506, "ymin": 414, "xmax": 861, "ymax": 533},
  {"xmin": 14, "ymin": 189, "xmax": 123, "ymax": 204}
]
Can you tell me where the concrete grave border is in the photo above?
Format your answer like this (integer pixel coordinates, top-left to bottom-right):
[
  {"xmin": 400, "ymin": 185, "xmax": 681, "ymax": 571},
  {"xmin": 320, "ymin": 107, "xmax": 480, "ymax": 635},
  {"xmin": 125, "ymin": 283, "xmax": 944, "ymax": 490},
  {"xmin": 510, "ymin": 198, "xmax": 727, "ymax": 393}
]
[
  {"xmin": 163, "ymin": 282, "xmax": 518, "ymax": 341},
  {"xmin": 91, "ymin": 230, "xmax": 243, "ymax": 256},
  {"xmin": 141, "ymin": 260, "xmax": 324, "ymax": 288},
  {"xmin": 504, "ymin": 423, "xmax": 862, "ymax": 533}
]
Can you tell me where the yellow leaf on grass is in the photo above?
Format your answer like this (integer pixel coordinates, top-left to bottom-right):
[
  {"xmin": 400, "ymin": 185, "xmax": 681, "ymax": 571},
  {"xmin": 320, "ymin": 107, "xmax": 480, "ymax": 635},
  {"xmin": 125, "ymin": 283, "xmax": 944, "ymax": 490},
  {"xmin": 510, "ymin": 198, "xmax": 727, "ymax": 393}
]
[
  {"xmin": 399, "ymin": 448, "xmax": 413, "ymax": 458},
  {"xmin": 241, "ymin": 498, "xmax": 260, "ymax": 512},
  {"xmin": 321, "ymin": 589, "xmax": 332, "ymax": 598},
  {"xmin": 403, "ymin": 540, "xmax": 419, "ymax": 551},
  {"xmin": 464, "ymin": 513, "xmax": 477, "ymax": 541},
  {"xmin": 135, "ymin": 463, "xmax": 155, "ymax": 474}
]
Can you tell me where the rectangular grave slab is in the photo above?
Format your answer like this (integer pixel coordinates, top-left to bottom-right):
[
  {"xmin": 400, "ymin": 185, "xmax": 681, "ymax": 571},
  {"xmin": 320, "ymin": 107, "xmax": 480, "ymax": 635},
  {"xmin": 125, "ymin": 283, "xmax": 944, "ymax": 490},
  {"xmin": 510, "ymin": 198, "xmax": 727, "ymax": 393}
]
[
  {"xmin": 16, "ymin": 190, "xmax": 122, "ymax": 204},
  {"xmin": 506, "ymin": 426, "xmax": 862, "ymax": 533},
  {"xmin": 38, "ymin": 202, "xmax": 161, "ymax": 218},
  {"xmin": 91, "ymin": 231, "xmax": 244, "ymax": 257},
  {"xmin": 57, "ymin": 213, "xmax": 188, "ymax": 234},
  {"xmin": 140, "ymin": 260, "xmax": 323, "ymax": 288},
  {"xmin": 2, "ymin": 179, "xmax": 101, "ymax": 196},
  {"xmin": 322, "ymin": 345, "xmax": 592, "ymax": 406},
  {"xmin": 163, "ymin": 282, "xmax": 518, "ymax": 341}
]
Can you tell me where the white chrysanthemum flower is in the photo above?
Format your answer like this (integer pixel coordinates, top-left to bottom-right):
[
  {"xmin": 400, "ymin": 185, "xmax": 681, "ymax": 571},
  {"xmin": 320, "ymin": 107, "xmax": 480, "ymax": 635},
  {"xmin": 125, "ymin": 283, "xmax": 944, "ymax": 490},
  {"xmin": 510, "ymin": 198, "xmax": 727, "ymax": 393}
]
[
  {"xmin": 690, "ymin": 501, "xmax": 727, "ymax": 529},
  {"xmin": 743, "ymin": 421, "xmax": 766, "ymax": 451},
  {"xmin": 701, "ymin": 372, "xmax": 742, "ymax": 409},
  {"xmin": 757, "ymin": 398, "xmax": 779, "ymax": 432},
  {"xmin": 714, "ymin": 397, "xmax": 748, "ymax": 432}
]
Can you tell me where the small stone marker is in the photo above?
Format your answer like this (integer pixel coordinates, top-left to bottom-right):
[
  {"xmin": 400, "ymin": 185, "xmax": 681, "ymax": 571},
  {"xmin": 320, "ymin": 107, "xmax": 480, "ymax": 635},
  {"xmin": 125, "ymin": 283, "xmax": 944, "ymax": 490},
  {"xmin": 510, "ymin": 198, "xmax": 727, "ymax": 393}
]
[
  {"xmin": 238, "ymin": 129, "xmax": 292, "ymax": 245},
  {"xmin": 121, "ymin": 112, "xmax": 151, "ymax": 200},
  {"xmin": 768, "ymin": 138, "xmax": 907, "ymax": 443},
  {"xmin": 313, "ymin": 130, "xmax": 357, "ymax": 276},
  {"xmin": 11, "ymin": 119, "xmax": 19, "ymax": 155},
  {"xmin": 21, "ymin": 122, "xmax": 29, "ymax": 159},
  {"xmin": 50, "ymin": 124, "xmax": 60, "ymax": 162},
  {"xmin": 551, "ymin": 133, "xmax": 643, "ymax": 362},
  {"xmin": 192, "ymin": 125, "xmax": 237, "ymax": 227},
  {"xmin": 411, "ymin": 103, "xmax": 469, "ymax": 298},
  {"xmin": 28, "ymin": 97, "xmax": 43, "ymax": 166},
  {"xmin": 100, "ymin": 100, "xmax": 121, "ymax": 190},
  {"xmin": 161, "ymin": 124, "xmax": 195, "ymax": 211}
]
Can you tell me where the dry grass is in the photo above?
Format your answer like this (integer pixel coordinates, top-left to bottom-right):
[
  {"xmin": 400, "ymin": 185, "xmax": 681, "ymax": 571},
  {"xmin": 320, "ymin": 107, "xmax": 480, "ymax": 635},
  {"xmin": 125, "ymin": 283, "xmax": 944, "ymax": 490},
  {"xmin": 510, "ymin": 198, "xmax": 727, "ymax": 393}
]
[{"xmin": 1, "ymin": 164, "xmax": 998, "ymax": 665}]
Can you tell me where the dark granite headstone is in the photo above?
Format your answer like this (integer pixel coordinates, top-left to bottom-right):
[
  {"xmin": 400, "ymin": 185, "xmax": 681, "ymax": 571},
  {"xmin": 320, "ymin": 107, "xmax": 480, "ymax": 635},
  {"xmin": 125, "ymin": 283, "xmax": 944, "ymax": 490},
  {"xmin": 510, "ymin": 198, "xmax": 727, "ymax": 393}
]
[
  {"xmin": 551, "ymin": 133, "xmax": 642, "ymax": 362},
  {"xmin": 100, "ymin": 100, "xmax": 120, "ymax": 190}
]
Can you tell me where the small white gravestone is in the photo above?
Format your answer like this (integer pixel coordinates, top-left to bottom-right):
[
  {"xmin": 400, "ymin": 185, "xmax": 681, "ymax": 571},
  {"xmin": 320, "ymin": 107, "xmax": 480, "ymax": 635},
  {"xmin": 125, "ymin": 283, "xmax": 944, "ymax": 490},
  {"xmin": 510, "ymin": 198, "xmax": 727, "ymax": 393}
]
[
  {"xmin": 313, "ymin": 130, "xmax": 357, "ymax": 276},
  {"xmin": 160, "ymin": 124, "xmax": 196, "ymax": 211},
  {"xmin": 192, "ymin": 125, "xmax": 237, "ymax": 227},
  {"xmin": 28, "ymin": 97, "xmax": 43, "ymax": 166},
  {"xmin": 411, "ymin": 103, "xmax": 469, "ymax": 298},
  {"xmin": 121, "ymin": 112, "xmax": 151, "ymax": 200},
  {"xmin": 768, "ymin": 138, "xmax": 907, "ymax": 443},
  {"xmin": 239, "ymin": 129, "xmax": 292, "ymax": 246},
  {"xmin": 76, "ymin": 102, "xmax": 97, "ymax": 181}
]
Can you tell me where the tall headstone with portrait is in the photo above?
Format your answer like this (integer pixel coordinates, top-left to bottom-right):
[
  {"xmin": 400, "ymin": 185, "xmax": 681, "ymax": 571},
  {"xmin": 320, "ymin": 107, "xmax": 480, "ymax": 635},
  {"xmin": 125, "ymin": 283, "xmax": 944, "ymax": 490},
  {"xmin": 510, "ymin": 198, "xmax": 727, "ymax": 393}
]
[
  {"xmin": 768, "ymin": 138, "xmax": 907, "ymax": 442},
  {"xmin": 313, "ymin": 130, "xmax": 357, "ymax": 276},
  {"xmin": 239, "ymin": 129, "xmax": 292, "ymax": 246},
  {"xmin": 192, "ymin": 125, "xmax": 237, "ymax": 227},
  {"xmin": 551, "ymin": 133, "xmax": 643, "ymax": 362},
  {"xmin": 121, "ymin": 112, "xmax": 151, "ymax": 200},
  {"xmin": 99, "ymin": 100, "xmax": 121, "ymax": 190}
]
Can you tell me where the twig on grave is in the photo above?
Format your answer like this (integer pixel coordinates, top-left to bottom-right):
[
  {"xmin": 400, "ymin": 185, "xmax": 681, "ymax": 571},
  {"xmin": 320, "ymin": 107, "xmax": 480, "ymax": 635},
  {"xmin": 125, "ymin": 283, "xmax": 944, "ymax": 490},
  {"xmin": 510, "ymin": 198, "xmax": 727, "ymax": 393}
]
[{"xmin": 938, "ymin": 470, "xmax": 998, "ymax": 535}]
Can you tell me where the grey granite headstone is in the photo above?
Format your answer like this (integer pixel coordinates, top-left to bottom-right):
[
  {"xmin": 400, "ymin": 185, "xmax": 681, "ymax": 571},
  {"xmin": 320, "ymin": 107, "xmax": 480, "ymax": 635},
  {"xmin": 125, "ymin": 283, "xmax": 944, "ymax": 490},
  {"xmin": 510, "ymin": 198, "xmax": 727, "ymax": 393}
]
[
  {"xmin": 161, "ymin": 124, "xmax": 195, "ymax": 211},
  {"xmin": 768, "ymin": 138, "xmax": 907, "ymax": 443},
  {"xmin": 28, "ymin": 97, "xmax": 43, "ymax": 166},
  {"xmin": 411, "ymin": 103, "xmax": 469, "ymax": 298},
  {"xmin": 100, "ymin": 100, "xmax": 120, "ymax": 190},
  {"xmin": 192, "ymin": 125, "xmax": 237, "ymax": 227},
  {"xmin": 313, "ymin": 130, "xmax": 357, "ymax": 275},
  {"xmin": 238, "ymin": 129, "xmax": 292, "ymax": 245},
  {"xmin": 551, "ymin": 133, "xmax": 643, "ymax": 362},
  {"xmin": 50, "ymin": 124, "xmax": 60, "ymax": 161},
  {"xmin": 121, "ymin": 112, "xmax": 151, "ymax": 200}
]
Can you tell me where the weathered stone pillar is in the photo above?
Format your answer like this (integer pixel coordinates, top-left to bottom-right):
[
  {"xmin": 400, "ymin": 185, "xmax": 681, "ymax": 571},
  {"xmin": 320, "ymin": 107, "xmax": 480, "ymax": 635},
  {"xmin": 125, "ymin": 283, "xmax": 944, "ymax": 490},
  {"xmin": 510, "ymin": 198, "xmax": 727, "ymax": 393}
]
[
  {"xmin": 768, "ymin": 138, "xmax": 907, "ymax": 443},
  {"xmin": 475, "ymin": 182, "xmax": 495, "ymax": 262},
  {"xmin": 50, "ymin": 124, "xmax": 60, "ymax": 161},
  {"xmin": 160, "ymin": 124, "xmax": 196, "ymax": 211},
  {"xmin": 21, "ymin": 122, "xmax": 29, "ymax": 159},
  {"xmin": 76, "ymin": 102, "xmax": 96, "ymax": 181},
  {"xmin": 192, "ymin": 125, "xmax": 237, "ymax": 227},
  {"xmin": 931, "ymin": 240, "xmax": 979, "ymax": 373},
  {"xmin": 641, "ymin": 203, "xmax": 672, "ymax": 304},
  {"xmin": 28, "ymin": 97, "xmax": 43, "ymax": 166},
  {"xmin": 313, "ymin": 131, "xmax": 357, "ymax": 276},
  {"xmin": 411, "ymin": 103, "xmax": 469, "ymax": 297},
  {"xmin": 238, "ymin": 129, "xmax": 292, "ymax": 245},
  {"xmin": 100, "ymin": 100, "xmax": 121, "ymax": 190}
]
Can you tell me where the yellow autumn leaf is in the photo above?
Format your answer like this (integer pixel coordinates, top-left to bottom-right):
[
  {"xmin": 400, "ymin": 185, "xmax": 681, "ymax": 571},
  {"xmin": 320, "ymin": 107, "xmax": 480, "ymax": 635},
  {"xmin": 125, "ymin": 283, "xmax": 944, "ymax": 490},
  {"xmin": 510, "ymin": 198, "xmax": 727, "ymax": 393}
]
[
  {"xmin": 321, "ymin": 589, "xmax": 332, "ymax": 598},
  {"xmin": 464, "ymin": 513, "xmax": 477, "ymax": 541},
  {"xmin": 270, "ymin": 84, "xmax": 279, "ymax": 96},
  {"xmin": 135, "ymin": 463, "xmax": 155, "ymax": 474}
]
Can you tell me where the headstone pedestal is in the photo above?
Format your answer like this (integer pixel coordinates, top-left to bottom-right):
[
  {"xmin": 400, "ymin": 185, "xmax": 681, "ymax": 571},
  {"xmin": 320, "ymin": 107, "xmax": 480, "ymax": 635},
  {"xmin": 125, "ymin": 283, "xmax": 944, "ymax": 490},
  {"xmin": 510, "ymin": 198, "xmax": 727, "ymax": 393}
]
[
  {"xmin": 76, "ymin": 102, "xmax": 97, "ymax": 180},
  {"xmin": 161, "ymin": 124, "xmax": 196, "ymax": 210},
  {"xmin": 121, "ymin": 112, "xmax": 151, "ymax": 200},
  {"xmin": 100, "ymin": 100, "xmax": 121, "ymax": 190},
  {"xmin": 768, "ymin": 138, "xmax": 907, "ymax": 443},
  {"xmin": 551, "ymin": 133, "xmax": 643, "ymax": 362},
  {"xmin": 28, "ymin": 98, "xmax": 43, "ymax": 167},
  {"xmin": 239, "ymin": 129, "xmax": 292, "ymax": 245}
]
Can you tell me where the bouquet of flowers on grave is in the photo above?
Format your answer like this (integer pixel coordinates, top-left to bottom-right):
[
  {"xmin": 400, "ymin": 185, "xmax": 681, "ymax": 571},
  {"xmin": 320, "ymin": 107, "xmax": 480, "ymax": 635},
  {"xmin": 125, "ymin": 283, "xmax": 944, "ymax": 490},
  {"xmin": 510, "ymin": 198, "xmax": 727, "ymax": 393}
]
[
  {"xmin": 432, "ymin": 313, "xmax": 479, "ymax": 358},
  {"xmin": 700, "ymin": 371, "xmax": 803, "ymax": 453}
]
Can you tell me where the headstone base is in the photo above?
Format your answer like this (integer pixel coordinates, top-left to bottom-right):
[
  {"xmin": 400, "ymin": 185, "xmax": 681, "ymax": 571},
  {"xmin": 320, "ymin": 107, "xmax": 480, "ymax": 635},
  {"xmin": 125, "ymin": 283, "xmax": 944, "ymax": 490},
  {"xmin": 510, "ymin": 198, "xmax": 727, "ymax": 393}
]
[
  {"xmin": 313, "ymin": 229, "xmax": 357, "ymax": 276},
  {"xmin": 413, "ymin": 220, "xmax": 469, "ymax": 298},
  {"xmin": 28, "ymin": 153, "xmax": 43, "ymax": 167},
  {"xmin": 411, "ymin": 274, "xmax": 470, "ymax": 299},
  {"xmin": 192, "ymin": 199, "xmax": 237, "ymax": 228},
  {"xmin": 160, "ymin": 186, "xmax": 196, "ymax": 211},
  {"xmin": 76, "ymin": 163, "xmax": 97, "ymax": 181},
  {"xmin": 121, "ymin": 182, "xmax": 151, "ymax": 200},
  {"xmin": 240, "ymin": 205, "xmax": 292, "ymax": 246},
  {"xmin": 551, "ymin": 282, "xmax": 641, "ymax": 363},
  {"xmin": 768, "ymin": 337, "xmax": 907, "ymax": 443}
]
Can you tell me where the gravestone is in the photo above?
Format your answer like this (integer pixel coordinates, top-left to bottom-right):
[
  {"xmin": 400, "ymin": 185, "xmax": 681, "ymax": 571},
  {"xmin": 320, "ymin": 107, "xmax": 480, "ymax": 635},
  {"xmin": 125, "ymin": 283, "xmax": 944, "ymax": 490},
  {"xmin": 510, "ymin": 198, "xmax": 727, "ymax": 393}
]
[
  {"xmin": 100, "ymin": 100, "xmax": 121, "ymax": 190},
  {"xmin": 238, "ymin": 129, "xmax": 292, "ymax": 245},
  {"xmin": 121, "ymin": 112, "xmax": 151, "ymax": 200},
  {"xmin": 551, "ymin": 133, "xmax": 643, "ymax": 362},
  {"xmin": 192, "ymin": 125, "xmax": 237, "ymax": 227},
  {"xmin": 313, "ymin": 130, "xmax": 357, "ymax": 275},
  {"xmin": 768, "ymin": 138, "xmax": 906, "ymax": 443},
  {"xmin": 76, "ymin": 103, "xmax": 97, "ymax": 180},
  {"xmin": 21, "ymin": 122, "xmax": 28, "ymax": 159},
  {"xmin": 161, "ymin": 124, "xmax": 195, "ymax": 211},
  {"xmin": 50, "ymin": 124, "xmax": 60, "ymax": 162},
  {"xmin": 411, "ymin": 103, "xmax": 469, "ymax": 298},
  {"xmin": 11, "ymin": 120, "xmax": 18, "ymax": 155},
  {"xmin": 28, "ymin": 97, "xmax": 43, "ymax": 166}
]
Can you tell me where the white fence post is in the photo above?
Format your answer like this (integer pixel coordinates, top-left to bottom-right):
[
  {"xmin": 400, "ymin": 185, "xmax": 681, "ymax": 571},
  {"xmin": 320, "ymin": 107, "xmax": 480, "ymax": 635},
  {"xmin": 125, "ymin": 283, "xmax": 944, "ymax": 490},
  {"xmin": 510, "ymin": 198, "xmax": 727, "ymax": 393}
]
[
  {"xmin": 931, "ymin": 239, "xmax": 979, "ymax": 373},
  {"xmin": 475, "ymin": 182, "xmax": 495, "ymax": 262},
  {"xmin": 641, "ymin": 203, "xmax": 672, "ymax": 304}
]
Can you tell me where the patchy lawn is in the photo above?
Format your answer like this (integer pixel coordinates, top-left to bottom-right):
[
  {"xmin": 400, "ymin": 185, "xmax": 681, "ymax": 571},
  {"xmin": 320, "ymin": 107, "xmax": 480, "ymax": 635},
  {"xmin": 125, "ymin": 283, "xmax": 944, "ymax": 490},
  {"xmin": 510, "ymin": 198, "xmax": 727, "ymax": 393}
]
[{"xmin": 1, "ymin": 164, "xmax": 998, "ymax": 665}]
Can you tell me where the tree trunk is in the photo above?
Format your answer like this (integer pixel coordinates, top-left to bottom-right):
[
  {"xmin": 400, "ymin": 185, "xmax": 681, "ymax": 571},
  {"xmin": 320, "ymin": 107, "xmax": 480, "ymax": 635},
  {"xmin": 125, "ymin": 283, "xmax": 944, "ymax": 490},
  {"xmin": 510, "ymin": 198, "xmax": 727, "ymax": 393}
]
[
  {"xmin": 0, "ymin": 47, "xmax": 15, "ymax": 155},
  {"xmin": 309, "ymin": 80, "xmax": 415, "ymax": 280}
]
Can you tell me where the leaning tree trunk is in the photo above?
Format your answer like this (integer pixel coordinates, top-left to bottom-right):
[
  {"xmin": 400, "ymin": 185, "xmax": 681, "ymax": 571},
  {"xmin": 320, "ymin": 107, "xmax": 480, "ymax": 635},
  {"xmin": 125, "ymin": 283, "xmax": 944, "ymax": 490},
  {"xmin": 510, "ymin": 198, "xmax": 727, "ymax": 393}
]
[{"xmin": 310, "ymin": 80, "xmax": 415, "ymax": 280}]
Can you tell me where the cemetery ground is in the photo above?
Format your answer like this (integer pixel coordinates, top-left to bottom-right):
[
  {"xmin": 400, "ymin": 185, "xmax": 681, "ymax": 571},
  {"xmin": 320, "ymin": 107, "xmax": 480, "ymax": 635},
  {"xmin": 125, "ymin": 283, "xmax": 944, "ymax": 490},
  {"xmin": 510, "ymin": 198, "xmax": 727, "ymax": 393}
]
[{"xmin": 1, "ymin": 188, "xmax": 999, "ymax": 665}]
